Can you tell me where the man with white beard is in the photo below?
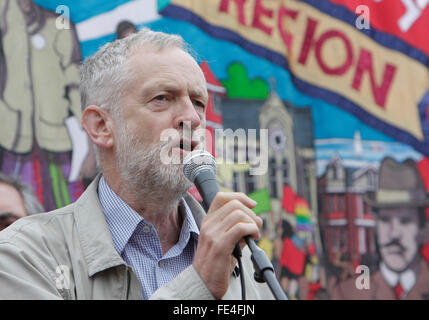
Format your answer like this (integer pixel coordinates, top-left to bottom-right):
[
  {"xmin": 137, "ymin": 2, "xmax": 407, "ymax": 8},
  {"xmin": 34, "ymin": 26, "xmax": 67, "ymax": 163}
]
[{"xmin": 0, "ymin": 28, "xmax": 274, "ymax": 300}]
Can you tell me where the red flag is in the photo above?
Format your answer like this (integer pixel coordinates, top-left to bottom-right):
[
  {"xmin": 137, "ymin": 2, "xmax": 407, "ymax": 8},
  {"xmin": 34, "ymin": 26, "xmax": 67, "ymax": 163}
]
[
  {"xmin": 307, "ymin": 243, "xmax": 316, "ymax": 256},
  {"xmin": 280, "ymin": 237, "xmax": 306, "ymax": 275},
  {"xmin": 307, "ymin": 282, "xmax": 321, "ymax": 300},
  {"xmin": 421, "ymin": 242, "xmax": 429, "ymax": 264},
  {"xmin": 282, "ymin": 185, "xmax": 296, "ymax": 213}
]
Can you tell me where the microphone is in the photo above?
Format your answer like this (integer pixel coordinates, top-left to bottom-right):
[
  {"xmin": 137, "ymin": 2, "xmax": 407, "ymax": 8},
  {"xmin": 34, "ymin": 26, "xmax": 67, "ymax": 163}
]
[
  {"xmin": 183, "ymin": 150, "xmax": 244, "ymax": 275},
  {"xmin": 182, "ymin": 150, "xmax": 219, "ymax": 212},
  {"xmin": 183, "ymin": 150, "xmax": 288, "ymax": 300}
]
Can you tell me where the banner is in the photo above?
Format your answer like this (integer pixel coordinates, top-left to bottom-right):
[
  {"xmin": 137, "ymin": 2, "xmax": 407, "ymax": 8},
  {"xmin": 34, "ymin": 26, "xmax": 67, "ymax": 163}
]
[
  {"xmin": 161, "ymin": 0, "xmax": 429, "ymax": 157},
  {"xmin": 2, "ymin": 0, "xmax": 429, "ymax": 300}
]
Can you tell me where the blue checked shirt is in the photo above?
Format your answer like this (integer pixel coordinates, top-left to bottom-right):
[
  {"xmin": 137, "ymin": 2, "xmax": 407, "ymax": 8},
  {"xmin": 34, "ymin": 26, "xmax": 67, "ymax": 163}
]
[{"xmin": 98, "ymin": 176, "xmax": 200, "ymax": 299}]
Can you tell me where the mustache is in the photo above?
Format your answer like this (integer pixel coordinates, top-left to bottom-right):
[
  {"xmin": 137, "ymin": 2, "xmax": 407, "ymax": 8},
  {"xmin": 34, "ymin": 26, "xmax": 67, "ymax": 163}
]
[
  {"xmin": 382, "ymin": 238, "xmax": 406, "ymax": 252},
  {"xmin": 162, "ymin": 132, "xmax": 201, "ymax": 150}
]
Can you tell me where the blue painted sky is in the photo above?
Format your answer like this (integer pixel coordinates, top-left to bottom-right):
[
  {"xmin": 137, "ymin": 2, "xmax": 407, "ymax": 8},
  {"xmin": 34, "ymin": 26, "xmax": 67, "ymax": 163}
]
[
  {"xmin": 34, "ymin": 0, "xmax": 132, "ymax": 23},
  {"xmin": 315, "ymin": 139, "xmax": 422, "ymax": 176}
]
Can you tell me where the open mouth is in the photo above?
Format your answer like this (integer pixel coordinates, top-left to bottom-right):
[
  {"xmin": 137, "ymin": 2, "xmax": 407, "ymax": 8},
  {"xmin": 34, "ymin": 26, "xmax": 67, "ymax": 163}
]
[{"xmin": 177, "ymin": 139, "xmax": 198, "ymax": 152}]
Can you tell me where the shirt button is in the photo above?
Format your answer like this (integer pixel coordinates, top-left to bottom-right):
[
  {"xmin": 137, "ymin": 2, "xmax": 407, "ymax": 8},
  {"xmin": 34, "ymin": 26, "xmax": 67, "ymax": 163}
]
[
  {"xmin": 158, "ymin": 261, "xmax": 165, "ymax": 268},
  {"xmin": 142, "ymin": 225, "xmax": 151, "ymax": 233}
]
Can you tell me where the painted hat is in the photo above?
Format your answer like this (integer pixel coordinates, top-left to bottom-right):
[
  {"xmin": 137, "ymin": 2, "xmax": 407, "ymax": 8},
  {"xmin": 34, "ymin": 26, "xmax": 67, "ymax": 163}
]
[{"xmin": 364, "ymin": 157, "xmax": 429, "ymax": 208}]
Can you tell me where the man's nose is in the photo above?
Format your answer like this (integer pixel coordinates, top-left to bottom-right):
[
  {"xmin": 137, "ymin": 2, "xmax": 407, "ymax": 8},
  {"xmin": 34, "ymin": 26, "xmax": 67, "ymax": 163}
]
[
  {"xmin": 389, "ymin": 217, "xmax": 403, "ymax": 239},
  {"xmin": 174, "ymin": 97, "xmax": 202, "ymax": 130}
]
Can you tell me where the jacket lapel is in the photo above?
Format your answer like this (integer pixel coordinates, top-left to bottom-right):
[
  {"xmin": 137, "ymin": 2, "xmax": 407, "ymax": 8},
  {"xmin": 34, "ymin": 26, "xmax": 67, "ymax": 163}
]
[
  {"xmin": 73, "ymin": 174, "xmax": 125, "ymax": 277},
  {"xmin": 183, "ymin": 193, "xmax": 206, "ymax": 228}
]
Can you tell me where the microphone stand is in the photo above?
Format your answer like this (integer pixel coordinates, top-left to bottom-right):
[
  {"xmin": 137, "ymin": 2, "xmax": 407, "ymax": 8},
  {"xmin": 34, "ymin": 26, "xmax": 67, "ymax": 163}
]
[{"xmin": 244, "ymin": 236, "xmax": 288, "ymax": 300}]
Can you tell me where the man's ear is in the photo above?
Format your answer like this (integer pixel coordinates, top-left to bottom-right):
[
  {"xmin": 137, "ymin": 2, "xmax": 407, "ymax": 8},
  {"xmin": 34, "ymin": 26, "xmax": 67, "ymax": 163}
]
[{"xmin": 82, "ymin": 105, "xmax": 115, "ymax": 150}]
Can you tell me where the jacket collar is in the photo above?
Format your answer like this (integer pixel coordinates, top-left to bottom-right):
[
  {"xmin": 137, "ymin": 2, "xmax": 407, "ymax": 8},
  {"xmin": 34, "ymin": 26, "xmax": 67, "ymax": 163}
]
[
  {"xmin": 73, "ymin": 174, "xmax": 207, "ymax": 277},
  {"xmin": 74, "ymin": 174, "xmax": 126, "ymax": 277},
  {"xmin": 182, "ymin": 192, "xmax": 206, "ymax": 229}
]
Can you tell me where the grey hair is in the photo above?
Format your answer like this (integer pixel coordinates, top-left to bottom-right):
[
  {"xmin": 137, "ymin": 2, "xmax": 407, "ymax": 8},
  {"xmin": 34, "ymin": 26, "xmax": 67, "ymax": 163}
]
[
  {"xmin": 79, "ymin": 27, "xmax": 190, "ymax": 116},
  {"xmin": 79, "ymin": 28, "xmax": 194, "ymax": 167},
  {"xmin": 0, "ymin": 173, "xmax": 44, "ymax": 215}
]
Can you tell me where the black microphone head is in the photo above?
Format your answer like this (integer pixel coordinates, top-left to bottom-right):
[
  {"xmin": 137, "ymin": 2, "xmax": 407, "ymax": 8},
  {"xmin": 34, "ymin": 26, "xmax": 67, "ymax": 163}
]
[{"xmin": 183, "ymin": 150, "xmax": 217, "ymax": 183}]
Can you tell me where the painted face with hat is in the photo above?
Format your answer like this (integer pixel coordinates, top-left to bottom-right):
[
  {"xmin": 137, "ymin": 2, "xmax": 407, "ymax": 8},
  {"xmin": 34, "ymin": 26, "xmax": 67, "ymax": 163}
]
[{"xmin": 365, "ymin": 157, "xmax": 429, "ymax": 273}]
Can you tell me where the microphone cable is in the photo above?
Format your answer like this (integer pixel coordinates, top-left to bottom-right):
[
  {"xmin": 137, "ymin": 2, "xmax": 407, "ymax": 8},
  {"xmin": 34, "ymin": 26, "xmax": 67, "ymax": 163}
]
[{"xmin": 233, "ymin": 243, "xmax": 246, "ymax": 300}]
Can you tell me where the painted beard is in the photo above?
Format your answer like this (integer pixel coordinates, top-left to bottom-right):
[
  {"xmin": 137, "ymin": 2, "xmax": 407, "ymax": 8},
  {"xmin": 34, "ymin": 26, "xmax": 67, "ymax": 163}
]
[{"xmin": 115, "ymin": 123, "xmax": 193, "ymax": 202}]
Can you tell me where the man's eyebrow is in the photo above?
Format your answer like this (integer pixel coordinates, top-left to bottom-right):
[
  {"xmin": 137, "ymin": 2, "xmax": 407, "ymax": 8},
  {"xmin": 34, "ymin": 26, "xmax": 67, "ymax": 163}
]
[
  {"xmin": 190, "ymin": 88, "xmax": 208, "ymax": 102},
  {"xmin": 142, "ymin": 82, "xmax": 179, "ymax": 93},
  {"xmin": 143, "ymin": 82, "xmax": 208, "ymax": 101}
]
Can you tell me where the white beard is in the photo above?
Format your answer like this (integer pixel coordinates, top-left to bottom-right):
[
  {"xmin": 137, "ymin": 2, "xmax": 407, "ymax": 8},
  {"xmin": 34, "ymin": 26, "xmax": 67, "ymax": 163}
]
[{"xmin": 115, "ymin": 123, "xmax": 192, "ymax": 204}]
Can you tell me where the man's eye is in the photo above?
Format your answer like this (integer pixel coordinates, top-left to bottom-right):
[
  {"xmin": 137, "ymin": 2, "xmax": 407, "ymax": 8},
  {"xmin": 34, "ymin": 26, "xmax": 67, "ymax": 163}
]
[
  {"xmin": 193, "ymin": 100, "xmax": 205, "ymax": 109},
  {"xmin": 400, "ymin": 217, "xmax": 412, "ymax": 224},
  {"xmin": 155, "ymin": 95, "xmax": 168, "ymax": 101}
]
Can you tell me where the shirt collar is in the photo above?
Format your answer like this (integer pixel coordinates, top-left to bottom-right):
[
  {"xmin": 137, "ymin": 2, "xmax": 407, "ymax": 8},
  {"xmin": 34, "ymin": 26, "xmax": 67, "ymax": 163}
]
[
  {"xmin": 98, "ymin": 176, "xmax": 142, "ymax": 255},
  {"xmin": 177, "ymin": 198, "xmax": 200, "ymax": 249},
  {"xmin": 380, "ymin": 263, "xmax": 416, "ymax": 293},
  {"xmin": 98, "ymin": 176, "xmax": 199, "ymax": 255}
]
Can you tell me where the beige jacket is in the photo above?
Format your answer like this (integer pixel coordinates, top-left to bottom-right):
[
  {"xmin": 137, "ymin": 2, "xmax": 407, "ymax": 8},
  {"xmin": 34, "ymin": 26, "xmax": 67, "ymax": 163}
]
[{"xmin": 0, "ymin": 175, "xmax": 274, "ymax": 300}]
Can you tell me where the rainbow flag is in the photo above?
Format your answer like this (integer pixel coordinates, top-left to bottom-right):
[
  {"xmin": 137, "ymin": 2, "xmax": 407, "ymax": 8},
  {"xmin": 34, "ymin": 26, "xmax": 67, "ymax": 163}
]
[{"xmin": 295, "ymin": 196, "xmax": 313, "ymax": 232}]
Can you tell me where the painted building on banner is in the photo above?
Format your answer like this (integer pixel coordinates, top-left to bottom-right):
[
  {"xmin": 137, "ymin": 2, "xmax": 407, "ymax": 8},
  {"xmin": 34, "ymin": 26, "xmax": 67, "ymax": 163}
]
[
  {"xmin": 317, "ymin": 154, "xmax": 378, "ymax": 270},
  {"xmin": 218, "ymin": 90, "xmax": 318, "ymax": 238},
  {"xmin": 217, "ymin": 90, "xmax": 324, "ymax": 299},
  {"xmin": 200, "ymin": 61, "xmax": 225, "ymax": 156}
]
